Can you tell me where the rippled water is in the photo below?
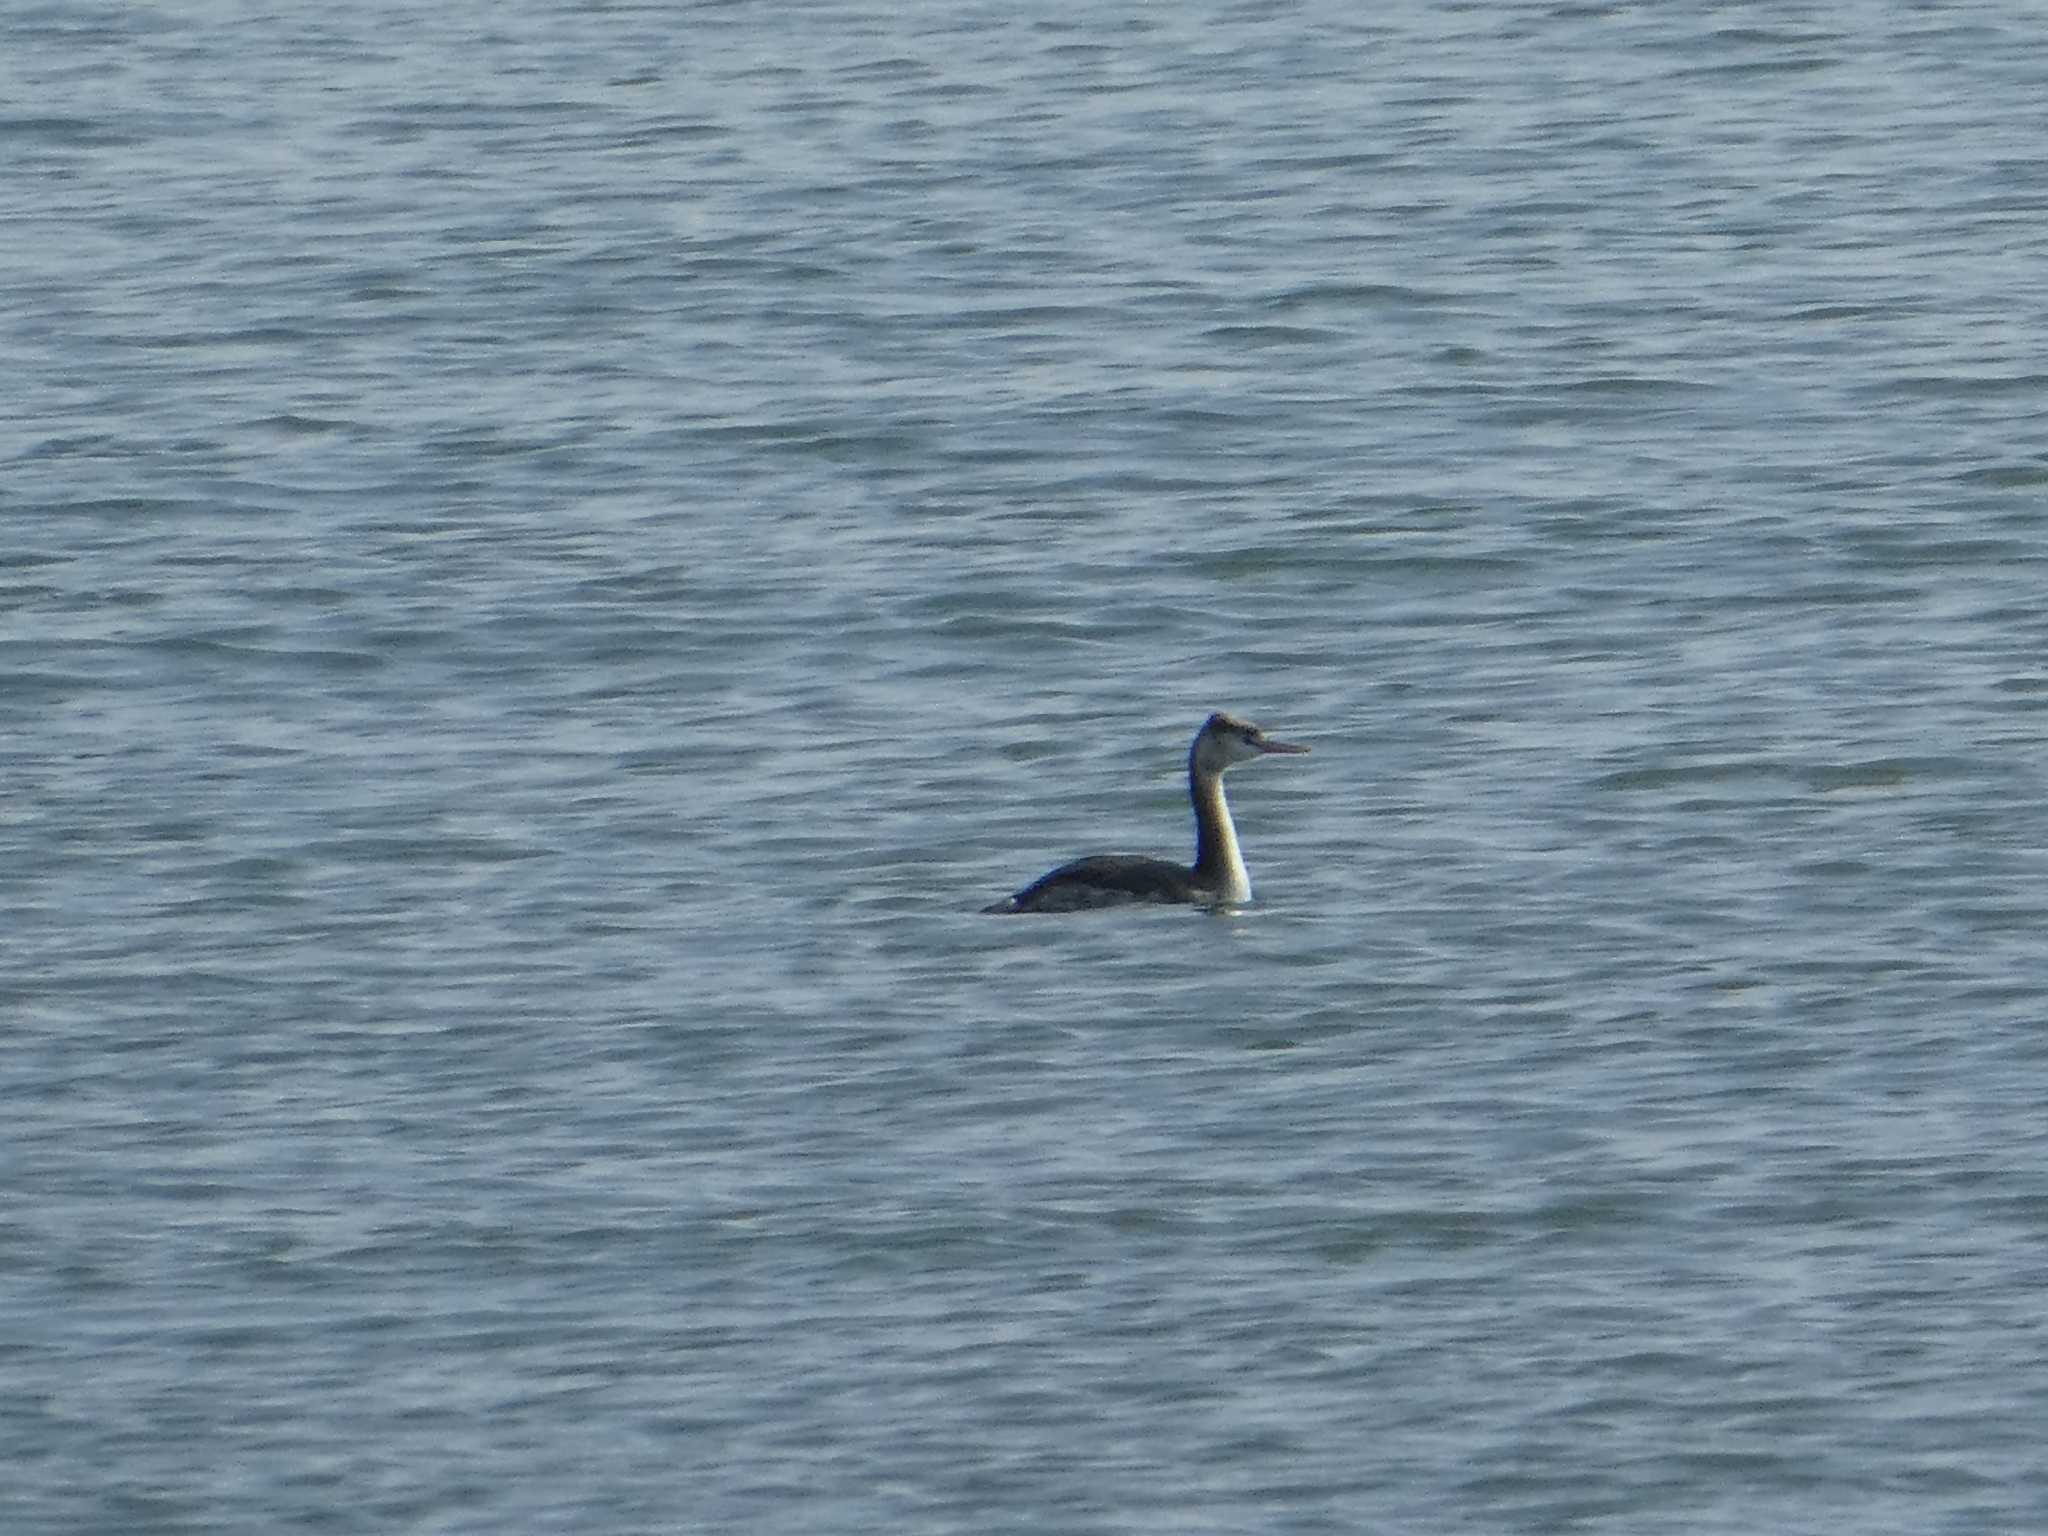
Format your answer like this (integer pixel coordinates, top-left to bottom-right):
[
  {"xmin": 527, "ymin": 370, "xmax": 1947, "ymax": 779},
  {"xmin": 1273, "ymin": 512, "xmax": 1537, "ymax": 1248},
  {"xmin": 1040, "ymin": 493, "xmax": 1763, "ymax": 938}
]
[{"xmin": 8, "ymin": 2, "xmax": 2048, "ymax": 1531}]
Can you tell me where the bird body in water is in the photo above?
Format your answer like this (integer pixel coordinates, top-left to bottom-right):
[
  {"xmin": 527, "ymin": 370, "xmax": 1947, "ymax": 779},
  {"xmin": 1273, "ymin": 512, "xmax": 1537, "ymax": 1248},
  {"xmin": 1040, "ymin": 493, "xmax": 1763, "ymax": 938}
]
[{"xmin": 984, "ymin": 712, "xmax": 1308, "ymax": 914}]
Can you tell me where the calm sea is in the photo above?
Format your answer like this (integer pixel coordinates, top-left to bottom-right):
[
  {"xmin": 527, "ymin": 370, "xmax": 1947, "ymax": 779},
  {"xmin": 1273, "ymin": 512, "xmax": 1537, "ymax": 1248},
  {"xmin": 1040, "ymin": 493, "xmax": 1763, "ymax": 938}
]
[{"xmin": 6, "ymin": 2, "xmax": 2048, "ymax": 1531}]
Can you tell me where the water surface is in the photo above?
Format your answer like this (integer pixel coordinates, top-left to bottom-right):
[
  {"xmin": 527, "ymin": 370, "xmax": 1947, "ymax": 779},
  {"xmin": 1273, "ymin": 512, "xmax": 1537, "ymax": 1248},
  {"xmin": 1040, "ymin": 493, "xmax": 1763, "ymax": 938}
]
[{"xmin": 6, "ymin": 3, "xmax": 2048, "ymax": 1531}]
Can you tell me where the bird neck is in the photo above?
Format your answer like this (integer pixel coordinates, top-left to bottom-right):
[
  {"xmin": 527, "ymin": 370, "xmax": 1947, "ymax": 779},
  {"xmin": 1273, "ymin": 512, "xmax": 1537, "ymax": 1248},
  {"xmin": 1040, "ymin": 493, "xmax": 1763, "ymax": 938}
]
[{"xmin": 1190, "ymin": 762, "xmax": 1249, "ymax": 903}]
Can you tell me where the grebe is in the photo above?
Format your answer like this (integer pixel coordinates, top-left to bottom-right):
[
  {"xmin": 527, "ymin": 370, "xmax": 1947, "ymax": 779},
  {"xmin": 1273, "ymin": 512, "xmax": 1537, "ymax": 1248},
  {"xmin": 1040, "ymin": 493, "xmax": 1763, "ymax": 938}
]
[{"xmin": 984, "ymin": 711, "xmax": 1309, "ymax": 914}]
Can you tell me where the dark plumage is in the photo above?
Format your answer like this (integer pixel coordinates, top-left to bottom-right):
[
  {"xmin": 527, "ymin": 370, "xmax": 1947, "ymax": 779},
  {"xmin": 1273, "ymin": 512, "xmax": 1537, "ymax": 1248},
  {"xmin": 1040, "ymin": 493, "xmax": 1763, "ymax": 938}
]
[{"xmin": 984, "ymin": 854, "xmax": 1202, "ymax": 914}]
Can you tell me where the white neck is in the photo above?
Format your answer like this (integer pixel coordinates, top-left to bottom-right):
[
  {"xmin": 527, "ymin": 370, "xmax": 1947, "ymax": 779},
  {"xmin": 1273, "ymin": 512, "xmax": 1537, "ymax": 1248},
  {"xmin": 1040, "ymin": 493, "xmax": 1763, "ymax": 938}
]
[{"xmin": 1192, "ymin": 770, "xmax": 1250, "ymax": 903}]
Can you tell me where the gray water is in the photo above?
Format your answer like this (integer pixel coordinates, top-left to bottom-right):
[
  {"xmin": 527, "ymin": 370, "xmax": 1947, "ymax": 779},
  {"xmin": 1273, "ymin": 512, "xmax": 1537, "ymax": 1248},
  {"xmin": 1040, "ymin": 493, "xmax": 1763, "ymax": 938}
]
[{"xmin": 7, "ymin": 2, "xmax": 2048, "ymax": 1531}]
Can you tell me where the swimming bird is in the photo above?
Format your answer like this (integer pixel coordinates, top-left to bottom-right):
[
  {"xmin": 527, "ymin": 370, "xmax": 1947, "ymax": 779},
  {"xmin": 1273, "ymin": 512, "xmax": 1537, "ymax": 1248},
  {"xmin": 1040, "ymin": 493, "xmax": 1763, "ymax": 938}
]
[{"xmin": 984, "ymin": 711, "xmax": 1309, "ymax": 914}]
